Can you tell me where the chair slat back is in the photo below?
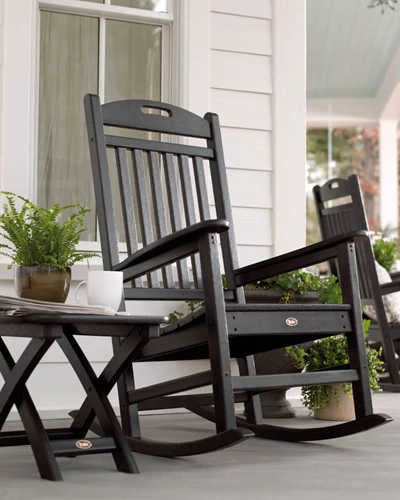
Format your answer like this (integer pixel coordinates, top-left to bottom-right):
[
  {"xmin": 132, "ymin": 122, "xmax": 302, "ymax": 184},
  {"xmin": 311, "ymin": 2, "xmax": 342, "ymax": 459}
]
[
  {"xmin": 84, "ymin": 94, "xmax": 242, "ymax": 301},
  {"xmin": 178, "ymin": 154, "xmax": 202, "ymax": 288},
  {"xmin": 313, "ymin": 175, "xmax": 379, "ymax": 300},
  {"xmin": 163, "ymin": 152, "xmax": 191, "ymax": 288},
  {"xmin": 193, "ymin": 157, "xmax": 211, "ymax": 221},
  {"xmin": 115, "ymin": 147, "xmax": 143, "ymax": 288},
  {"xmin": 147, "ymin": 151, "xmax": 175, "ymax": 289}
]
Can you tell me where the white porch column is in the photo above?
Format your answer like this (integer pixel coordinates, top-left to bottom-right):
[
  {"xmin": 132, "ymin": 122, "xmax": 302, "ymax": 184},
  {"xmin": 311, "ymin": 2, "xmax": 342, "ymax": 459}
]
[{"xmin": 379, "ymin": 119, "xmax": 399, "ymax": 234}]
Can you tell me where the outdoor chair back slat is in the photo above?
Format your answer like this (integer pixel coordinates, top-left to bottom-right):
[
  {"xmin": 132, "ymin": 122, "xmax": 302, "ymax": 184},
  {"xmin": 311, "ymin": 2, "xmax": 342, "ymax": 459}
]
[
  {"xmin": 178, "ymin": 154, "xmax": 202, "ymax": 288},
  {"xmin": 115, "ymin": 147, "xmax": 143, "ymax": 288},
  {"xmin": 148, "ymin": 151, "xmax": 175, "ymax": 289},
  {"xmin": 131, "ymin": 148, "xmax": 159, "ymax": 288},
  {"xmin": 193, "ymin": 156, "xmax": 211, "ymax": 222},
  {"xmin": 163, "ymin": 152, "xmax": 191, "ymax": 289}
]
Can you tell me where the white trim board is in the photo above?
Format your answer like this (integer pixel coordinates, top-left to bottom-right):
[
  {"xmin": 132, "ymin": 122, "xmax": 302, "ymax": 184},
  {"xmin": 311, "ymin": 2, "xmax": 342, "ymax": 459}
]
[{"xmin": 272, "ymin": 0, "xmax": 306, "ymax": 256}]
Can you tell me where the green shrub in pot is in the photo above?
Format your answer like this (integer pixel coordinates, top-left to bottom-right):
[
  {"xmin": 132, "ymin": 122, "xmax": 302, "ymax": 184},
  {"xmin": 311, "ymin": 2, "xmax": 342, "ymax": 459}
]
[
  {"xmin": 372, "ymin": 235, "xmax": 398, "ymax": 273},
  {"xmin": 286, "ymin": 319, "xmax": 384, "ymax": 416},
  {"xmin": 245, "ymin": 270, "xmax": 342, "ymax": 304}
]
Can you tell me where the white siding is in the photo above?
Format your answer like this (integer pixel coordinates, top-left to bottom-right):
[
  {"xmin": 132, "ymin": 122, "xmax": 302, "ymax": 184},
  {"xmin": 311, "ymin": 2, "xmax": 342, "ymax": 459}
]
[
  {"xmin": 0, "ymin": 0, "xmax": 4, "ymax": 176},
  {"xmin": 221, "ymin": 128, "xmax": 272, "ymax": 171},
  {"xmin": 211, "ymin": 51, "xmax": 272, "ymax": 94},
  {"xmin": 209, "ymin": 2, "xmax": 274, "ymax": 265},
  {"xmin": 226, "ymin": 169, "xmax": 272, "ymax": 209},
  {"xmin": 210, "ymin": 89, "xmax": 272, "ymax": 130},
  {"xmin": 211, "ymin": 0, "xmax": 272, "ymax": 19},
  {"xmin": 211, "ymin": 13, "xmax": 272, "ymax": 55}
]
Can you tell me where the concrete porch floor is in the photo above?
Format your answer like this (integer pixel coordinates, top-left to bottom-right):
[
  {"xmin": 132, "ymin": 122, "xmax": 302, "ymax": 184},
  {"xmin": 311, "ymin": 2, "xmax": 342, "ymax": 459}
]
[{"xmin": 0, "ymin": 393, "xmax": 398, "ymax": 500}]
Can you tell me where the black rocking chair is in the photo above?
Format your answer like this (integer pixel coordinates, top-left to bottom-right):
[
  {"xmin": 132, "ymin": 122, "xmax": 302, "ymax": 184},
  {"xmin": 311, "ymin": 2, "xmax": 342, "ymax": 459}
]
[
  {"xmin": 314, "ymin": 174, "xmax": 400, "ymax": 391},
  {"xmin": 71, "ymin": 94, "xmax": 392, "ymax": 458}
]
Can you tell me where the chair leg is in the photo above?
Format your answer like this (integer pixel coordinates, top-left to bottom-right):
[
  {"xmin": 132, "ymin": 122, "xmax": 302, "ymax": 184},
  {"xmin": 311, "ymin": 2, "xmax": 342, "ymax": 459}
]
[
  {"xmin": 198, "ymin": 233, "xmax": 236, "ymax": 433},
  {"xmin": 0, "ymin": 337, "xmax": 62, "ymax": 481},
  {"xmin": 237, "ymin": 357, "xmax": 263, "ymax": 425},
  {"xmin": 58, "ymin": 333, "xmax": 139, "ymax": 474},
  {"xmin": 338, "ymin": 242, "xmax": 373, "ymax": 418}
]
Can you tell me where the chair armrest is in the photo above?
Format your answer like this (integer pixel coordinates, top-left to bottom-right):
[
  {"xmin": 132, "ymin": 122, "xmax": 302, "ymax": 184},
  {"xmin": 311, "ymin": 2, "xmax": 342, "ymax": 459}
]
[
  {"xmin": 380, "ymin": 281, "xmax": 400, "ymax": 296},
  {"xmin": 114, "ymin": 219, "xmax": 229, "ymax": 281},
  {"xmin": 390, "ymin": 271, "xmax": 400, "ymax": 281},
  {"xmin": 234, "ymin": 230, "xmax": 369, "ymax": 286}
]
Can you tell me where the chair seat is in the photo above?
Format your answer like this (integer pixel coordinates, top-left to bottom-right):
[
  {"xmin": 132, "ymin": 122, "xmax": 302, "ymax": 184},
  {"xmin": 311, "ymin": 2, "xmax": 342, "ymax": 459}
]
[{"xmin": 139, "ymin": 304, "xmax": 353, "ymax": 361}]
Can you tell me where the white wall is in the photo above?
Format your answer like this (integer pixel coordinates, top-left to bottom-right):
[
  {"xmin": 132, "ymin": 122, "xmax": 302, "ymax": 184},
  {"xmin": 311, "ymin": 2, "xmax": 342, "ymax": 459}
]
[
  {"xmin": 0, "ymin": 0, "xmax": 306, "ymax": 417},
  {"xmin": 0, "ymin": 0, "xmax": 4, "ymax": 172},
  {"xmin": 210, "ymin": 0, "xmax": 274, "ymax": 265}
]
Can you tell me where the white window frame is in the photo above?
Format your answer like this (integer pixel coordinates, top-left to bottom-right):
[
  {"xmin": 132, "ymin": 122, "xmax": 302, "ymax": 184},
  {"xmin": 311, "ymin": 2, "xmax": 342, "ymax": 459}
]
[{"xmin": 1, "ymin": 0, "xmax": 186, "ymax": 254}]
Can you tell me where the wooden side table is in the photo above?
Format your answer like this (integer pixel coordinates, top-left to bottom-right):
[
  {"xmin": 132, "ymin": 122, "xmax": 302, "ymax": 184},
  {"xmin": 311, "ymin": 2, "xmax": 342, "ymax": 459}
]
[{"xmin": 0, "ymin": 313, "xmax": 167, "ymax": 481}]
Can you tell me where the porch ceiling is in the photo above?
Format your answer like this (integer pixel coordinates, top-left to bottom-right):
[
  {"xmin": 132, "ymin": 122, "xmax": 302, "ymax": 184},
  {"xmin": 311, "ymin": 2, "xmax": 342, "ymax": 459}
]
[{"xmin": 307, "ymin": 0, "xmax": 400, "ymax": 99}]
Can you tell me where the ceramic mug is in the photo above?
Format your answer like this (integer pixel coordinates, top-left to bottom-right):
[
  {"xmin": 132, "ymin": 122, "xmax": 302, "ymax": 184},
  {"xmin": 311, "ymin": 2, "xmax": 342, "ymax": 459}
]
[{"xmin": 76, "ymin": 270, "xmax": 123, "ymax": 311}]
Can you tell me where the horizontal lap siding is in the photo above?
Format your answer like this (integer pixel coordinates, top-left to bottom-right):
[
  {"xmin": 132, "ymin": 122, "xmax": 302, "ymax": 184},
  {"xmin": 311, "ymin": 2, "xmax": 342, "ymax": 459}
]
[
  {"xmin": 210, "ymin": 7, "xmax": 273, "ymax": 266},
  {"xmin": 211, "ymin": 0, "xmax": 272, "ymax": 19},
  {"xmin": 211, "ymin": 13, "xmax": 272, "ymax": 55},
  {"xmin": 221, "ymin": 128, "xmax": 272, "ymax": 171},
  {"xmin": 210, "ymin": 89, "xmax": 272, "ymax": 130},
  {"xmin": 211, "ymin": 51, "xmax": 272, "ymax": 94},
  {"xmin": 0, "ymin": 0, "xmax": 4, "ymax": 171}
]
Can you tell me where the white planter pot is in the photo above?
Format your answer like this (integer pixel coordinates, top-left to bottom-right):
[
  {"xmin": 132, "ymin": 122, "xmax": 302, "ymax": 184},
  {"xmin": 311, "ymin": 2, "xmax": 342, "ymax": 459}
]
[{"xmin": 313, "ymin": 384, "xmax": 355, "ymax": 421}]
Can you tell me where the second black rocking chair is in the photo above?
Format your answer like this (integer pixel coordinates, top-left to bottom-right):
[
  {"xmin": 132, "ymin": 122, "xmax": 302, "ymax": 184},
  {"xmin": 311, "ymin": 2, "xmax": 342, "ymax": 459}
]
[
  {"xmin": 314, "ymin": 174, "xmax": 400, "ymax": 391},
  {"xmin": 71, "ymin": 94, "xmax": 392, "ymax": 458}
]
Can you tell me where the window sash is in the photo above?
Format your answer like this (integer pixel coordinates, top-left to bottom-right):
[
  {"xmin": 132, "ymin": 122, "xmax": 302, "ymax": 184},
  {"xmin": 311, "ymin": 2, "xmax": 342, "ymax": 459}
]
[
  {"xmin": 39, "ymin": 0, "xmax": 174, "ymax": 24},
  {"xmin": 36, "ymin": 0, "xmax": 175, "ymax": 252}
]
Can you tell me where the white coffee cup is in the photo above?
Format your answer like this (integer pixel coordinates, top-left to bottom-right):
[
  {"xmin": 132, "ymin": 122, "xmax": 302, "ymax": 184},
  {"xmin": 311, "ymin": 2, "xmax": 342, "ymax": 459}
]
[{"xmin": 76, "ymin": 270, "xmax": 123, "ymax": 311}]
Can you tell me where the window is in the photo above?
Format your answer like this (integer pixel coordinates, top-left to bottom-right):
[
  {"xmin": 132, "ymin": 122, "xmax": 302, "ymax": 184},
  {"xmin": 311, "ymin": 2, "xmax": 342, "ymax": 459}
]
[{"xmin": 37, "ymin": 0, "xmax": 175, "ymax": 243}]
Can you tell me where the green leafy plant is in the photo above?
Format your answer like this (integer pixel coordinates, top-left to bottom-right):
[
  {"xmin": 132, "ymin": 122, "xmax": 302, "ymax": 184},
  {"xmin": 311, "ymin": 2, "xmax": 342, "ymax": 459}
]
[
  {"xmin": 168, "ymin": 271, "xmax": 341, "ymax": 323},
  {"xmin": 168, "ymin": 300, "xmax": 203, "ymax": 324},
  {"xmin": 0, "ymin": 192, "xmax": 98, "ymax": 270},
  {"xmin": 246, "ymin": 270, "xmax": 342, "ymax": 304},
  {"xmin": 286, "ymin": 319, "xmax": 384, "ymax": 413},
  {"xmin": 372, "ymin": 236, "xmax": 398, "ymax": 272}
]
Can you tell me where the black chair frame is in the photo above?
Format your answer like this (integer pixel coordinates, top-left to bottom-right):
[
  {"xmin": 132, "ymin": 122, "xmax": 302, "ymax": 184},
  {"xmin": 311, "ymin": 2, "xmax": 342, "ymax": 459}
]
[
  {"xmin": 74, "ymin": 94, "xmax": 392, "ymax": 458},
  {"xmin": 314, "ymin": 174, "xmax": 400, "ymax": 391}
]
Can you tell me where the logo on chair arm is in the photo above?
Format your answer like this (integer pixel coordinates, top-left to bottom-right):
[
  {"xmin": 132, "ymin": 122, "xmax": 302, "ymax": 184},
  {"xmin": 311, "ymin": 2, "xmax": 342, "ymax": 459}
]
[{"xmin": 285, "ymin": 317, "xmax": 298, "ymax": 327}]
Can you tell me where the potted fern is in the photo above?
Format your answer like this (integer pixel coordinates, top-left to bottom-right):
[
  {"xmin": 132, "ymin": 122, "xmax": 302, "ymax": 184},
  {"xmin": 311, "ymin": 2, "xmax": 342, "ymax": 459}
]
[
  {"xmin": 0, "ymin": 192, "xmax": 97, "ymax": 303},
  {"xmin": 286, "ymin": 320, "xmax": 384, "ymax": 421}
]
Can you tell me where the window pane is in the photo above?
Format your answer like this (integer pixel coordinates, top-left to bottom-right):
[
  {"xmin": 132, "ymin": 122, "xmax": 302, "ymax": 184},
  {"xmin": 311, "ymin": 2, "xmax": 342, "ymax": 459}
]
[
  {"xmin": 105, "ymin": 20, "xmax": 161, "ymax": 103},
  {"xmin": 105, "ymin": 20, "xmax": 162, "ymax": 243},
  {"xmin": 38, "ymin": 12, "xmax": 99, "ymax": 241},
  {"xmin": 111, "ymin": 0, "xmax": 167, "ymax": 12}
]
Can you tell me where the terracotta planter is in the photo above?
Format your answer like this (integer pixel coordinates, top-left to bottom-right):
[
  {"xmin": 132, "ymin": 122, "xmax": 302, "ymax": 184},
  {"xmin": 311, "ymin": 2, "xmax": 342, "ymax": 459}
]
[
  {"xmin": 313, "ymin": 384, "xmax": 355, "ymax": 421},
  {"xmin": 244, "ymin": 289, "xmax": 317, "ymax": 418},
  {"xmin": 15, "ymin": 266, "xmax": 71, "ymax": 303}
]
